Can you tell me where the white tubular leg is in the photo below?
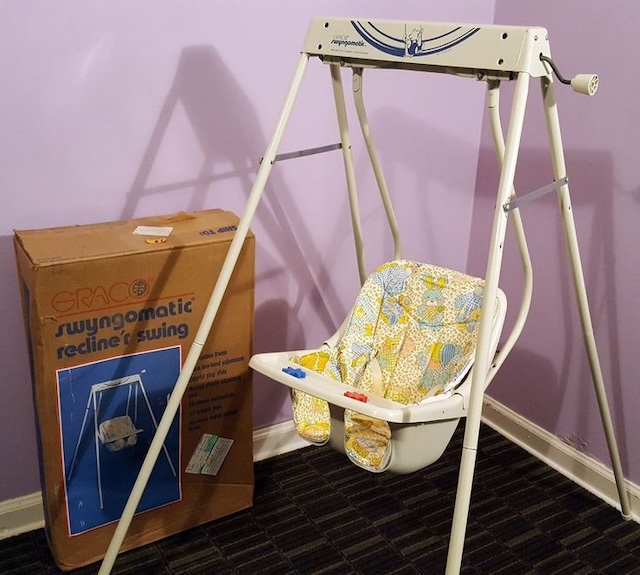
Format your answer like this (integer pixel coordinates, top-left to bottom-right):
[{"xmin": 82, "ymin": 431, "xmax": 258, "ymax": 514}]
[
  {"xmin": 485, "ymin": 80, "xmax": 534, "ymax": 377},
  {"xmin": 94, "ymin": 392, "xmax": 103, "ymax": 510},
  {"xmin": 97, "ymin": 52, "xmax": 310, "ymax": 575},
  {"xmin": 446, "ymin": 72, "xmax": 531, "ymax": 575},
  {"xmin": 541, "ymin": 76, "xmax": 631, "ymax": 520},
  {"xmin": 352, "ymin": 68, "xmax": 402, "ymax": 260},
  {"xmin": 330, "ymin": 64, "xmax": 367, "ymax": 285}
]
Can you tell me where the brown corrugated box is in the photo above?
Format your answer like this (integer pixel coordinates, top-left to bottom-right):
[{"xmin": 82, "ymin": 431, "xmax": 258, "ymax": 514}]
[{"xmin": 14, "ymin": 209, "xmax": 254, "ymax": 570}]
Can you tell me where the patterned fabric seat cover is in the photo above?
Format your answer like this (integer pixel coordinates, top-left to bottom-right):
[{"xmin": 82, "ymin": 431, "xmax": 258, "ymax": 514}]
[{"xmin": 292, "ymin": 260, "xmax": 491, "ymax": 472}]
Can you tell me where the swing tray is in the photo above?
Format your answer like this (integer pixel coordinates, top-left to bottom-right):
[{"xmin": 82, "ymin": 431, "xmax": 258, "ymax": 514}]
[{"xmin": 249, "ymin": 350, "xmax": 471, "ymax": 424}]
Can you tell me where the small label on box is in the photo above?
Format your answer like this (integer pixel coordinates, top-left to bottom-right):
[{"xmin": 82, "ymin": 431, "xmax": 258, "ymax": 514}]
[
  {"xmin": 186, "ymin": 434, "xmax": 234, "ymax": 476},
  {"xmin": 133, "ymin": 225, "xmax": 173, "ymax": 237}
]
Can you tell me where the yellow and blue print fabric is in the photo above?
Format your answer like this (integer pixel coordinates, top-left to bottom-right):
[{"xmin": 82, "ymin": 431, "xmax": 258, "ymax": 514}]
[{"xmin": 292, "ymin": 260, "xmax": 489, "ymax": 471}]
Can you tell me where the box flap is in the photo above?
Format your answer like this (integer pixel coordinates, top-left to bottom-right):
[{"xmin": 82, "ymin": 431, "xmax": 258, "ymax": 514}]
[{"xmin": 14, "ymin": 209, "xmax": 251, "ymax": 266}]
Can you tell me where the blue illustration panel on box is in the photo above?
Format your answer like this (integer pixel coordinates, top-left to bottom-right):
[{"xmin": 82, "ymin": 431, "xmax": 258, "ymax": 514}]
[{"xmin": 57, "ymin": 346, "xmax": 182, "ymax": 535}]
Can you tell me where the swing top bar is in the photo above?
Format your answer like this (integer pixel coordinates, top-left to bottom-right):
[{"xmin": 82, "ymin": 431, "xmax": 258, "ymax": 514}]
[
  {"xmin": 302, "ymin": 17, "xmax": 551, "ymax": 78},
  {"xmin": 91, "ymin": 374, "xmax": 143, "ymax": 393}
]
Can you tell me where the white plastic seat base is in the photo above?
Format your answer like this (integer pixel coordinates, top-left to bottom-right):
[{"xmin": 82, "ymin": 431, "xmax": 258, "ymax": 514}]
[
  {"xmin": 98, "ymin": 416, "xmax": 143, "ymax": 452},
  {"xmin": 249, "ymin": 284, "xmax": 506, "ymax": 474},
  {"xmin": 326, "ymin": 402, "xmax": 461, "ymax": 474}
]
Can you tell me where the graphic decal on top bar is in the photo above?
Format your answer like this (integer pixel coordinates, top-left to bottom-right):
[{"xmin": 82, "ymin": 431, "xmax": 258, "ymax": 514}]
[{"xmin": 351, "ymin": 21, "xmax": 480, "ymax": 58}]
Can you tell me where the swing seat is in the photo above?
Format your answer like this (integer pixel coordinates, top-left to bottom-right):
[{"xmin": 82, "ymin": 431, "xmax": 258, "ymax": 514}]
[
  {"xmin": 98, "ymin": 416, "xmax": 143, "ymax": 452},
  {"xmin": 250, "ymin": 260, "xmax": 507, "ymax": 473}
]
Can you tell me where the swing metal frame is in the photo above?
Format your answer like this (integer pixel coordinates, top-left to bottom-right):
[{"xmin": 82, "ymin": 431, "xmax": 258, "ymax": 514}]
[{"xmin": 98, "ymin": 18, "xmax": 630, "ymax": 574}]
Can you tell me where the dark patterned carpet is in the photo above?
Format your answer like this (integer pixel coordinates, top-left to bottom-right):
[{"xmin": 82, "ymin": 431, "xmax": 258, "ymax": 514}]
[{"xmin": 3, "ymin": 423, "xmax": 639, "ymax": 574}]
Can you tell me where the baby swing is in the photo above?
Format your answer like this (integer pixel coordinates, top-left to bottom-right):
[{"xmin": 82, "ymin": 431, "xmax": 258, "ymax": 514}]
[
  {"xmin": 67, "ymin": 371, "xmax": 176, "ymax": 509},
  {"xmin": 99, "ymin": 18, "xmax": 630, "ymax": 575},
  {"xmin": 253, "ymin": 260, "xmax": 507, "ymax": 474}
]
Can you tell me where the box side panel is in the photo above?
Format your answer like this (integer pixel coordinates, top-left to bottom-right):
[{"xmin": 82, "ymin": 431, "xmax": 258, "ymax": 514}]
[{"xmin": 13, "ymin": 237, "xmax": 57, "ymax": 546}]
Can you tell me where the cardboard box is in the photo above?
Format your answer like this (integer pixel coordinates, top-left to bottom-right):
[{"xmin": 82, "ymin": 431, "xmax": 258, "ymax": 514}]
[{"xmin": 14, "ymin": 209, "xmax": 255, "ymax": 570}]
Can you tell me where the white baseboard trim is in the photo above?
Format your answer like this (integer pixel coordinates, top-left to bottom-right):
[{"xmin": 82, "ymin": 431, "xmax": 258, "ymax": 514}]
[
  {"xmin": 0, "ymin": 491, "xmax": 44, "ymax": 540},
  {"xmin": 482, "ymin": 395, "xmax": 640, "ymax": 523},
  {"xmin": 0, "ymin": 420, "xmax": 309, "ymax": 541},
  {"xmin": 252, "ymin": 419, "xmax": 310, "ymax": 462},
  {"xmin": 4, "ymin": 406, "xmax": 637, "ymax": 541}
]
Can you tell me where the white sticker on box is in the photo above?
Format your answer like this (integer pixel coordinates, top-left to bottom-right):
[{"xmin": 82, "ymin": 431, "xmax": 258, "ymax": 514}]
[
  {"xmin": 186, "ymin": 434, "xmax": 219, "ymax": 474},
  {"xmin": 133, "ymin": 225, "xmax": 173, "ymax": 237},
  {"xmin": 186, "ymin": 434, "xmax": 234, "ymax": 476},
  {"xmin": 201, "ymin": 437, "xmax": 234, "ymax": 476}
]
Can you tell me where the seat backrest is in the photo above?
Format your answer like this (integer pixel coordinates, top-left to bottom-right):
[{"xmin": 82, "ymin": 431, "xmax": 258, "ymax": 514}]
[{"xmin": 331, "ymin": 260, "xmax": 493, "ymax": 405}]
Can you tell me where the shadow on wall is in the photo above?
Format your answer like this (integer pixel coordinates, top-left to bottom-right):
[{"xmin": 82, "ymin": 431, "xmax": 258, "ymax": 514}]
[
  {"xmin": 469, "ymin": 145, "xmax": 623, "ymax": 462},
  {"xmin": 119, "ymin": 45, "xmax": 349, "ymax": 427},
  {"xmin": 120, "ymin": 46, "xmax": 258, "ymax": 218},
  {"xmin": 369, "ymin": 103, "xmax": 478, "ymax": 266}
]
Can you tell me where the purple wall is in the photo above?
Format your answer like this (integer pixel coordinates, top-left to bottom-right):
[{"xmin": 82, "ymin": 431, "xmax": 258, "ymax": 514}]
[
  {"xmin": 470, "ymin": 3, "xmax": 640, "ymax": 482},
  {"xmin": 1, "ymin": 2, "xmax": 494, "ymax": 501}
]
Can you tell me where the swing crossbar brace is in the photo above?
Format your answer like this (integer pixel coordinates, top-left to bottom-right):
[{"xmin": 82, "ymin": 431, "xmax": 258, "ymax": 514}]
[
  {"xmin": 503, "ymin": 176, "xmax": 568, "ymax": 212},
  {"xmin": 266, "ymin": 142, "xmax": 342, "ymax": 164}
]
